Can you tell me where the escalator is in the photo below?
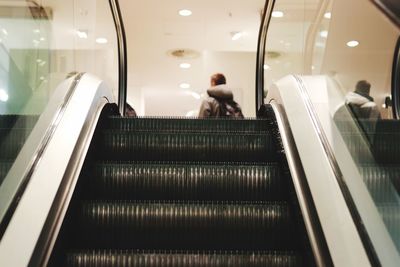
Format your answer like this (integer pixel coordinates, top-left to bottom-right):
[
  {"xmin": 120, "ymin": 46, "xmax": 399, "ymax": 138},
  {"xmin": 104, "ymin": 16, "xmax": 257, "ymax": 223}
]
[
  {"xmin": 48, "ymin": 104, "xmax": 317, "ymax": 267},
  {"xmin": 0, "ymin": 115, "xmax": 38, "ymax": 185}
]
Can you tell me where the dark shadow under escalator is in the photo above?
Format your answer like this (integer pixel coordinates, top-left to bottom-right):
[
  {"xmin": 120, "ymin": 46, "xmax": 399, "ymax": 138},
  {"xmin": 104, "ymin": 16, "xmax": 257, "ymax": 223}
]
[{"xmin": 48, "ymin": 104, "xmax": 317, "ymax": 267}]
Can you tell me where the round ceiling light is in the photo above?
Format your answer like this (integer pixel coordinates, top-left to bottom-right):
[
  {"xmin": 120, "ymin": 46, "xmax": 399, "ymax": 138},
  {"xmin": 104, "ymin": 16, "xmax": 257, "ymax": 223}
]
[
  {"xmin": 180, "ymin": 63, "xmax": 191, "ymax": 69},
  {"xmin": 180, "ymin": 83, "xmax": 191, "ymax": 89},
  {"xmin": 179, "ymin": 9, "xmax": 192, "ymax": 16},
  {"xmin": 347, "ymin": 40, "xmax": 359, "ymax": 47},
  {"xmin": 272, "ymin": 11, "xmax": 284, "ymax": 18},
  {"xmin": 96, "ymin": 37, "xmax": 108, "ymax": 44}
]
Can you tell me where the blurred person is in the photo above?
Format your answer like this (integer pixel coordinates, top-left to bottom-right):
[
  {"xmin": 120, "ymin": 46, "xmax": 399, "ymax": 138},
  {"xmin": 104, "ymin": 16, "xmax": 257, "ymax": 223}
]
[
  {"xmin": 345, "ymin": 80, "xmax": 381, "ymax": 120},
  {"xmin": 198, "ymin": 73, "xmax": 244, "ymax": 118}
]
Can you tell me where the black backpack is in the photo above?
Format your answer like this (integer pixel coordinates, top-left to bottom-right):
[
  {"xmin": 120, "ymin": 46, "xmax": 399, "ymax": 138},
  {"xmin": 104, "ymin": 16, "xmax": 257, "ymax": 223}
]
[{"xmin": 218, "ymin": 99, "xmax": 244, "ymax": 118}]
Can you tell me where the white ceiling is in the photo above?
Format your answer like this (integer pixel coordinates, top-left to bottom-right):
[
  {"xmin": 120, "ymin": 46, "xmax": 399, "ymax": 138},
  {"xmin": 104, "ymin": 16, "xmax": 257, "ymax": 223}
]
[{"xmin": 118, "ymin": 0, "xmax": 266, "ymax": 116}]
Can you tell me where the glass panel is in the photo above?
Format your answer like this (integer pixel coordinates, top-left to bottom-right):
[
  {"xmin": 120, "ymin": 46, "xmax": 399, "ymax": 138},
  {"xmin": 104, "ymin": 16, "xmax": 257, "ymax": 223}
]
[
  {"xmin": 263, "ymin": 0, "xmax": 320, "ymax": 94},
  {"xmin": 305, "ymin": 0, "xmax": 400, "ymax": 257},
  {"xmin": 0, "ymin": 0, "xmax": 118, "ymax": 226},
  {"xmin": 264, "ymin": 0, "xmax": 400, "ymax": 260}
]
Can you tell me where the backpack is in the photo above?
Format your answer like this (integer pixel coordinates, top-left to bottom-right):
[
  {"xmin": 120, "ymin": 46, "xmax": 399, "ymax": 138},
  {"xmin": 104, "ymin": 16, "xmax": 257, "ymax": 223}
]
[{"xmin": 218, "ymin": 99, "xmax": 244, "ymax": 118}]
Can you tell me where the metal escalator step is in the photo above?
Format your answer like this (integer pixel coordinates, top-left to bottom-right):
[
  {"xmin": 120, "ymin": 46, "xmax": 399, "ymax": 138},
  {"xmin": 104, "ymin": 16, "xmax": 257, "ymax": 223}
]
[
  {"xmin": 359, "ymin": 165, "xmax": 400, "ymax": 202},
  {"xmin": 66, "ymin": 250, "xmax": 302, "ymax": 267},
  {"xmin": 105, "ymin": 117, "xmax": 272, "ymax": 133},
  {"xmin": 79, "ymin": 202, "xmax": 294, "ymax": 250},
  {"xmin": 100, "ymin": 131, "xmax": 276, "ymax": 162},
  {"xmin": 91, "ymin": 162, "xmax": 286, "ymax": 201},
  {"xmin": 0, "ymin": 129, "xmax": 32, "ymax": 159},
  {"xmin": 0, "ymin": 114, "xmax": 39, "ymax": 129}
]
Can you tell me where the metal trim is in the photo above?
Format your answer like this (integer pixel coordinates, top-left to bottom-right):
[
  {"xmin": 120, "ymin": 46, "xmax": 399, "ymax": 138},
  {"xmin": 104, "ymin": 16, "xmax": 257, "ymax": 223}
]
[
  {"xmin": 293, "ymin": 75, "xmax": 381, "ymax": 267},
  {"xmin": 269, "ymin": 101, "xmax": 333, "ymax": 267},
  {"xmin": 392, "ymin": 37, "xmax": 400, "ymax": 119},
  {"xmin": 0, "ymin": 73, "xmax": 85, "ymax": 238},
  {"xmin": 370, "ymin": 0, "xmax": 400, "ymax": 28},
  {"xmin": 109, "ymin": 0, "xmax": 127, "ymax": 117},
  {"xmin": 256, "ymin": 0, "xmax": 276, "ymax": 115}
]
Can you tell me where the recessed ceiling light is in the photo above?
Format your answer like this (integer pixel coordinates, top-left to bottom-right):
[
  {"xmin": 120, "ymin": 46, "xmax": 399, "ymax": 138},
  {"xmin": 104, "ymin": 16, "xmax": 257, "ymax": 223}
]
[
  {"xmin": 2, "ymin": 29, "xmax": 8, "ymax": 36},
  {"xmin": 179, "ymin": 9, "xmax": 192, "ymax": 16},
  {"xmin": 33, "ymin": 29, "xmax": 40, "ymax": 34},
  {"xmin": 272, "ymin": 11, "xmax": 284, "ymax": 18},
  {"xmin": 76, "ymin": 30, "xmax": 88, "ymax": 39},
  {"xmin": 0, "ymin": 89, "xmax": 9, "ymax": 102},
  {"xmin": 231, "ymin": 31, "xmax": 243, "ymax": 41},
  {"xmin": 40, "ymin": 37, "xmax": 45, "ymax": 41},
  {"xmin": 324, "ymin": 12, "xmax": 331, "ymax": 19},
  {"xmin": 263, "ymin": 64, "xmax": 270, "ymax": 70},
  {"xmin": 319, "ymin": 30, "xmax": 328, "ymax": 38},
  {"xmin": 96, "ymin": 37, "xmax": 108, "ymax": 44},
  {"xmin": 180, "ymin": 83, "xmax": 191, "ymax": 89},
  {"xmin": 180, "ymin": 63, "xmax": 191, "ymax": 69},
  {"xmin": 347, "ymin": 40, "xmax": 359, "ymax": 47}
]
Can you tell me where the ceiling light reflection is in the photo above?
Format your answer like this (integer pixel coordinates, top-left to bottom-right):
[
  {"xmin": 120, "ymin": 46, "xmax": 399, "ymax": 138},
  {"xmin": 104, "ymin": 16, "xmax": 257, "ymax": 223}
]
[
  {"xmin": 324, "ymin": 12, "xmax": 331, "ymax": 19},
  {"xmin": 0, "ymin": 89, "xmax": 9, "ymax": 102},
  {"xmin": 96, "ymin": 37, "xmax": 108, "ymax": 44},
  {"xmin": 272, "ymin": 11, "xmax": 284, "ymax": 18},
  {"xmin": 76, "ymin": 30, "xmax": 88, "ymax": 39},
  {"xmin": 319, "ymin": 30, "xmax": 328, "ymax": 38},
  {"xmin": 231, "ymin": 31, "xmax": 243, "ymax": 41}
]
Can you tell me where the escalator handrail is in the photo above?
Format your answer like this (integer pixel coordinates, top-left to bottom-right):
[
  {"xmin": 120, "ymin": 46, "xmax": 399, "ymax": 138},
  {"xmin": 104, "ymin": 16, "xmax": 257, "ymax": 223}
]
[
  {"xmin": 256, "ymin": 0, "xmax": 276, "ymax": 115},
  {"xmin": 371, "ymin": 0, "xmax": 400, "ymax": 28},
  {"xmin": 29, "ymin": 96, "xmax": 112, "ymax": 267},
  {"xmin": 269, "ymin": 101, "xmax": 333, "ymax": 267},
  {"xmin": 109, "ymin": 0, "xmax": 127, "ymax": 117},
  {"xmin": 0, "ymin": 73, "xmax": 85, "ymax": 239}
]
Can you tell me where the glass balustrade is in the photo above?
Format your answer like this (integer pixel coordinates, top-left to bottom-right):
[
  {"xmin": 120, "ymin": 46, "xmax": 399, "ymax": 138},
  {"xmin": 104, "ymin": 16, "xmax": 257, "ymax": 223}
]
[
  {"xmin": 263, "ymin": 0, "xmax": 400, "ymax": 262},
  {"xmin": 0, "ymin": 0, "xmax": 118, "ymax": 231}
]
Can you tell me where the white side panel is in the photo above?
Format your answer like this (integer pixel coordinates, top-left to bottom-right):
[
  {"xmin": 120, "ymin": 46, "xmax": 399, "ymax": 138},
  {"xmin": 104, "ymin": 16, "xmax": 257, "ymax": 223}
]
[
  {"xmin": 268, "ymin": 75, "xmax": 371, "ymax": 267},
  {"xmin": 0, "ymin": 74, "xmax": 114, "ymax": 267}
]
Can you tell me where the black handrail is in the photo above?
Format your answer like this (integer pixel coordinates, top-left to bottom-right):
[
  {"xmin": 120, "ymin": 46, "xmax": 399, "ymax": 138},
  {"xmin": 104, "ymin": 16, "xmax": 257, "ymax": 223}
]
[
  {"xmin": 255, "ymin": 0, "xmax": 276, "ymax": 115},
  {"xmin": 392, "ymin": 37, "xmax": 400, "ymax": 119},
  {"xmin": 371, "ymin": 0, "xmax": 400, "ymax": 28},
  {"xmin": 109, "ymin": 0, "xmax": 127, "ymax": 117}
]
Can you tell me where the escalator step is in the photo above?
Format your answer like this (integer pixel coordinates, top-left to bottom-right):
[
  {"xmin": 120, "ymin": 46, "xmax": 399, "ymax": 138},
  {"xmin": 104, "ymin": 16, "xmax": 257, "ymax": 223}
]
[
  {"xmin": 105, "ymin": 117, "xmax": 272, "ymax": 133},
  {"xmin": 90, "ymin": 162, "xmax": 286, "ymax": 200},
  {"xmin": 0, "ymin": 114, "xmax": 38, "ymax": 129},
  {"xmin": 66, "ymin": 250, "xmax": 302, "ymax": 267},
  {"xmin": 360, "ymin": 165, "xmax": 400, "ymax": 201},
  {"xmin": 100, "ymin": 131, "xmax": 276, "ymax": 162},
  {"xmin": 0, "ymin": 129, "xmax": 32, "ymax": 159},
  {"xmin": 79, "ymin": 202, "xmax": 294, "ymax": 250}
]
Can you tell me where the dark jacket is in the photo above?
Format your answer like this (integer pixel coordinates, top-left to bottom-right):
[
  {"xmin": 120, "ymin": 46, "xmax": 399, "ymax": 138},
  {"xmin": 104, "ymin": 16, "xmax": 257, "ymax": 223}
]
[{"xmin": 198, "ymin": 85, "xmax": 242, "ymax": 118}]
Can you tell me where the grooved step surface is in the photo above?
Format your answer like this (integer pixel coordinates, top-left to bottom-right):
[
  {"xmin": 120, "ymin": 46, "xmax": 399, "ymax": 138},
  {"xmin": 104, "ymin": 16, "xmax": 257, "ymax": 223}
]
[
  {"xmin": 105, "ymin": 117, "xmax": 272, "ymax": 133},
  {"xmin": 67, "ymin": 250, "xmax": 302, "ymax": 267},
  {"xmin": 100, "ymin": 131, "xmax": 276, "ymax": 162},
  {"xmin": 0, "ymin": 129, "xmax": 32, "ymax": 159},
  {"xmin": 0, "ymin": 114, "xmax": 38, "ymax": 129},
  {"xmin": 360, "ymin": 165, "xmax": 400, "ymax": 201},
  {"xmin": 80, "ymin": 202, "xmax": 294, "ymax": 250},
  {"xmin": 90, "ymin": 163, "xmax": 285, "ymax": 200}
]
